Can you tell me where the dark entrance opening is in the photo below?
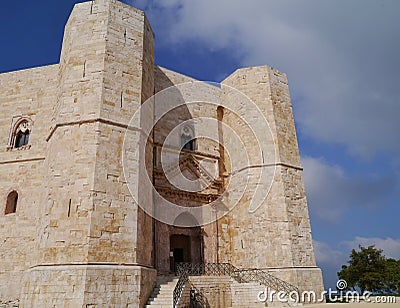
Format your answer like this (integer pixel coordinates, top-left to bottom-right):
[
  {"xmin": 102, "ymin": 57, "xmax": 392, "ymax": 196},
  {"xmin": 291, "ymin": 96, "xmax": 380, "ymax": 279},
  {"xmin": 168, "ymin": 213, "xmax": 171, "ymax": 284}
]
[
  {"xmin": 173, "ymin": 248, "xmax": 184, "ymax": 263},
  {"xmin": 170, "ymin": 234, "xmax": 191, "ymax": 272}
]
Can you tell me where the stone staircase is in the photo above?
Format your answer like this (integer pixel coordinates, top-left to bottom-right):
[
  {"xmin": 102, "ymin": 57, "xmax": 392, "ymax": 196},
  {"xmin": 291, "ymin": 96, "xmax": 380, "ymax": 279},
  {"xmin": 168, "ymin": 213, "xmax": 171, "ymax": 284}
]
[
  {"xmin": 145, "ymin": 276, "xmax": 179, "ymax": 307},
  {"xmin": 147, "ymin": 263, "xmax": 302, "ymax": 308},
  {"xmin": 146, "ymin": 275, "xmax": 298, "ymax": 307}
]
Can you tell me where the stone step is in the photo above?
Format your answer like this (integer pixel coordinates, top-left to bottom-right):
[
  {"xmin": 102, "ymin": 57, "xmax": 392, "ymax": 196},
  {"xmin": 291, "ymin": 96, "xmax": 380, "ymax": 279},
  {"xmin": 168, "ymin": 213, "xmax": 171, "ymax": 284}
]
[
  {"xmin": 146, "ymin": 275, "xmax": 179, "ymax": 307},
  {"xmin": 145, "ymin": 304, "xmax": 173, "ymax": 308},
  {"xmin": 147, "ymin": 301, "xmax": 173, "ymax": 306},
  {"xmin": 156, "ymin": 276, "xmax": 177, "ymax": 283},
  {"xmin": 148, "ymin": 299, "xmax": 173, "ymax": 304},
  {"xmin": 148, "ymin": 295, "xmax": 174, "ymax": 300},
  {"xmin": 151, "ymin": 287, "xmax": 176, "ymax": 293}
]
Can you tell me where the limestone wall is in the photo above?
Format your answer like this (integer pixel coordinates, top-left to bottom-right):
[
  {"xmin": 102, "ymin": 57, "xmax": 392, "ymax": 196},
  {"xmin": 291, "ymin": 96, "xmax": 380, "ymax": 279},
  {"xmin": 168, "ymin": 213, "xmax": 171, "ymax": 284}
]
[
  {"xmin": 154, "ymin": 66, "xmax": 221, "ymax": 158},
  {"xmin": 21, "ymin": 265, "xmax": 156, "ymax": 307},
  {"xmin": 87, "ymin": 0, "xmax": 155, "ymax": 265},
  {"xmin": 0, "ymin": 65, "xmax": 58, "ymax": 300}
]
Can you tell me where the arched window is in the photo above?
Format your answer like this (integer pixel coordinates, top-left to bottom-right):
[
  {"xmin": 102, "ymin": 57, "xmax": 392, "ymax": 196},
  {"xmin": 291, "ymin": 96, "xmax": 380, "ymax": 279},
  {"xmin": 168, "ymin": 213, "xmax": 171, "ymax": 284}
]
[
  {"xmin": 181, "ymin": 126, "xmax": 195, "ymax": 151},
  {"xmin": 11, "ymin": 119, "xmax": 31, "ymax": 149},
  {"xmin": 5, "ymin": 191, "xmax": 18, "ymax": 214}
]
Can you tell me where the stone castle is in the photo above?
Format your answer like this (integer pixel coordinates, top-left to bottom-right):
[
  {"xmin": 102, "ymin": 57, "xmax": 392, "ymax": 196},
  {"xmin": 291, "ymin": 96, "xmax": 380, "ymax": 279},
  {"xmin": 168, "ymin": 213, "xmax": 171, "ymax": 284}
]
[{"xmin": 0, "ymin": 0, "xmax": 323, "ymax": 307}]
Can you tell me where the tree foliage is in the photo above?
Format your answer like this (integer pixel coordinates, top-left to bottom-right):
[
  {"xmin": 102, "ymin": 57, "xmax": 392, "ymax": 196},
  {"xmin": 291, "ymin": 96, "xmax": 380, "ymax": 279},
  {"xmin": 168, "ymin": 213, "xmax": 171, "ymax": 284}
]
[
  {"xmin": 337, "ymin": 245, "xmax": 399, "ymax": 294},
  {"xmin": 385, "ymin": 258, "xmax": 400, "ymax": 293}
]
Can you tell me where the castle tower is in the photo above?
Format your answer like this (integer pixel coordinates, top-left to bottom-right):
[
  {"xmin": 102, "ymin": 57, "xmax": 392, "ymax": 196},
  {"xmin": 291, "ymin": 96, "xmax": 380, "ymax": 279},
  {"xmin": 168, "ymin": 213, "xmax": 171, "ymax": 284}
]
[
  {"xmin": 219, "ymin": 66, "xmax": 324, "ymax": 294},
  {"xmin": 21, "ymin": 0, "xmax": 156, "ymax": 306}
]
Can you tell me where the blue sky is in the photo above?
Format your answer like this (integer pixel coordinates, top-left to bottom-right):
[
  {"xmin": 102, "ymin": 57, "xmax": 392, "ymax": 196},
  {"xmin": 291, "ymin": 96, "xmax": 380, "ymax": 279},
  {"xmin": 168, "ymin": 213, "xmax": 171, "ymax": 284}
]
[{"xmin": 1, "ymin": 0, "xmax": 399, "ymax": 290}]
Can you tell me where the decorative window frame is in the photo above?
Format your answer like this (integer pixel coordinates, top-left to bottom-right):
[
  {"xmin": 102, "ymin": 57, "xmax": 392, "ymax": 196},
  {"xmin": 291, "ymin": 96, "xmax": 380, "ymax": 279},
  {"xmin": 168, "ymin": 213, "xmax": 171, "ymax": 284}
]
[
  {"xmin": 7, "ymin": 116, "xmax": 33, "ymax": 151},
  {"xmin": 181, "ymin": 125, "xmax": 196, "ymax": 151}
]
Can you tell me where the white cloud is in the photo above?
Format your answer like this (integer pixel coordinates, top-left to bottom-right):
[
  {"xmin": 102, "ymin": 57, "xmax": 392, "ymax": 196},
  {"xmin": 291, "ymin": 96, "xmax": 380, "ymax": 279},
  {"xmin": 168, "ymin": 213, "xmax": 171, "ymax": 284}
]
[
  {"xmin": 302, "ymin": 157, "xmax": 346, "ymax": 223},
  {"xmin": 314, "ymin": 239, "xmax": 344, "ymax": 265},
  {"xmin": 313, "ymin": 239, "xmax": 346, "ymax": 289},
  {"xmin": 141, "ymin": 0, "xmax": 400, "ymax": 161},
  {"xmin": 340, "ymin": 236, "xmax": 400, "ymax": 260},
  {"xmin": 302, "ymin": 156, "xmax": 397, "ymax": 223}
]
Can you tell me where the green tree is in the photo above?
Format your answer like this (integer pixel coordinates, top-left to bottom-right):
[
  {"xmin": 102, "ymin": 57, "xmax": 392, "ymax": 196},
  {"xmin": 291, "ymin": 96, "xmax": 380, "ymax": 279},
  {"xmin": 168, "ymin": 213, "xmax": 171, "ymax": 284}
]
[
  {"xmin": 385, "ymin": 258, "xmax": 400, "ymax": 293},
  {"xmin": 338, "ymin": 245, "xmax": 386, "ymax": 293}
]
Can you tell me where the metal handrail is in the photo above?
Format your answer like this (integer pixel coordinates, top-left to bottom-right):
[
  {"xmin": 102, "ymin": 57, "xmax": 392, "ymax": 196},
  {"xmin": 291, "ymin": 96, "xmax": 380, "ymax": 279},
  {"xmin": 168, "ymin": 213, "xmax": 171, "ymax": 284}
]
[
  {"xmin": 176, "ymin": 262, "xmax": 235, "ymax": 276},
  {"xmin": 173, "ymin": 262, "xmax": 299, "ymax": 307},
  {"xmin": 231, "ymin": 268, "xmax": 298, "ymax": 295},
  {"xmin": 173, "ymin": 273, "xmax": 189, "ymax": 308}
]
